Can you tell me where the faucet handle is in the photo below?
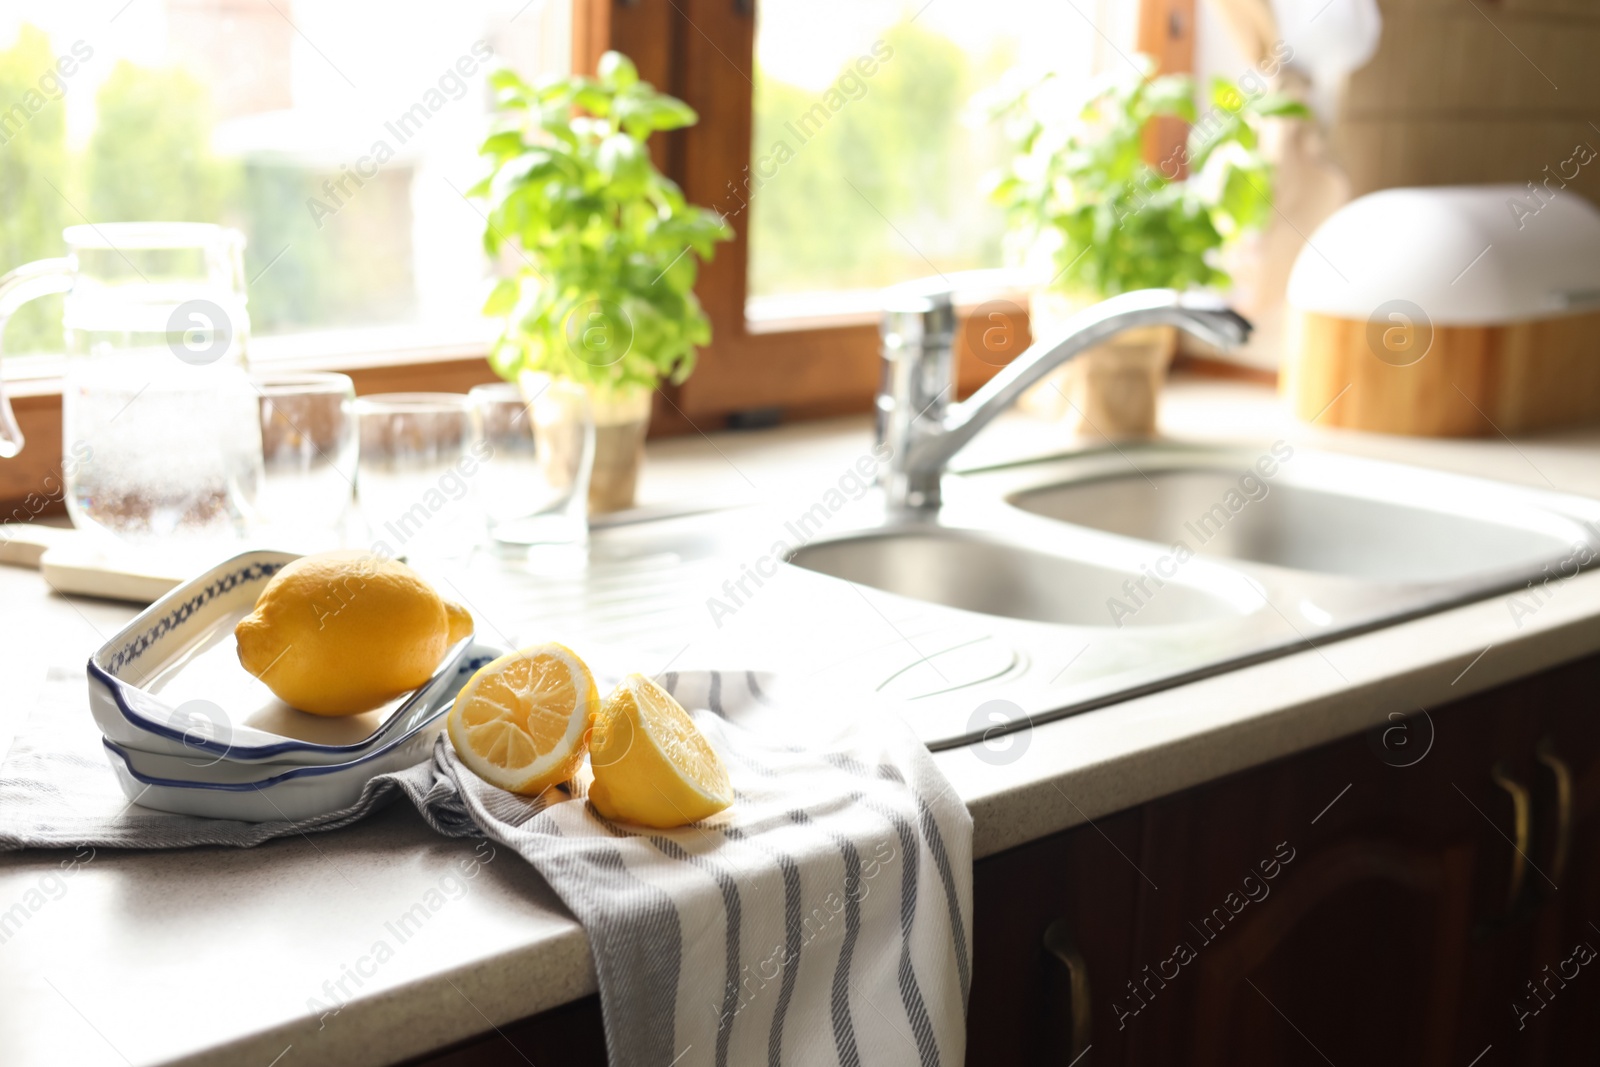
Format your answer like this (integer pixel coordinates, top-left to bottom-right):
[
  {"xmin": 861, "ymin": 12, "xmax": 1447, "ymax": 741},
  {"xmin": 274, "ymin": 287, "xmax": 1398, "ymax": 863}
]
[
  {"xmin": 880, "ymin": 281, "xmax": 955, "ymax": 347},
  {"xmin": 877, "ymin": 280, "xmax": 957, "ymax": 509},
  {"xmin": 879, "ymin": 280, "xmax": 957, "ymax": 429}
]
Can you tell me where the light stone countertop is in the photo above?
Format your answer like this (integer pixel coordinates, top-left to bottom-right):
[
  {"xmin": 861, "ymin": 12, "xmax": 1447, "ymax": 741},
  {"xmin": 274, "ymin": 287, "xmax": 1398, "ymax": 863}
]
[{"xmin": 6, "ymin": 376, "xmax": 1600, "ymax": 1067}]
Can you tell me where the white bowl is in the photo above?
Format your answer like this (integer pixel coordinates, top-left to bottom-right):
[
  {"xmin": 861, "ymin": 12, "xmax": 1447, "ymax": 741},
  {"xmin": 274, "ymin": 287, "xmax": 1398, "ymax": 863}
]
[{"xmin": 88, "ymin": 549, "xmax": 478, "ymax": 765}]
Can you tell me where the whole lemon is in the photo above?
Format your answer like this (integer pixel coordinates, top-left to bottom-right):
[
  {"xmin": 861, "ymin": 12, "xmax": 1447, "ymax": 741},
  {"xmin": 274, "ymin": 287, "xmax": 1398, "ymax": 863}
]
[{"xmin": 235, "ymin": 552, "xmax": 474, "ymax": 716}]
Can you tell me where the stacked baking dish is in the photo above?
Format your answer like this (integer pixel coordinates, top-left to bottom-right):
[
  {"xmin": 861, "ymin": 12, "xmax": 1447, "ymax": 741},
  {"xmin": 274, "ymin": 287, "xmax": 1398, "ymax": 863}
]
[{"xmin": 86, "ymin": 550, "xmax": 496, "ymax": 822}]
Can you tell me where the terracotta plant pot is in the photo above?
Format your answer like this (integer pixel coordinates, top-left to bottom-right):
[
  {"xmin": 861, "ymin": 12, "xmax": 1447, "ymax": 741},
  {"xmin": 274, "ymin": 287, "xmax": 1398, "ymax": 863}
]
[
  {"xmin": 1021, "ymin": 290, "xmax": 1176, "ymax": 439},
  {"xmin": 585, "ymin": 384, "xmax": 651, "ymax": 513},
  {"xmin": 516, "ymin": 376, "xmax": 649, "ymax": 514}
]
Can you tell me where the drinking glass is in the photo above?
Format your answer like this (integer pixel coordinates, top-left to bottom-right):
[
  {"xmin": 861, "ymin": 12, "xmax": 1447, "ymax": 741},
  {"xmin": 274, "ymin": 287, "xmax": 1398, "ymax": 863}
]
[
  {"xmin": 355, "ymin": 393, "xmax": 479, "ymax": 559},
  {"xmin": 253, "ymin": 372, "xmax": 357, "ymax": 550},
  {"xmin": 469, "ymin": 379, "xmax": 593, "ymax": 548}
]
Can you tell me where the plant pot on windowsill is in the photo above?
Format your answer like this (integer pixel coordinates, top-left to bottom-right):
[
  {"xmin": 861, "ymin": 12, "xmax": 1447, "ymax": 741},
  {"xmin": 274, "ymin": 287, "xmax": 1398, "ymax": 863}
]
[
  {"xmin": 585, "ymin": 383, "xmax": 651, "ymax": 514},
  {"xmin": 1020, "ymin": 290, "xmax": 1177, "ymax": 440},
  {"xmin": 986, "ymin": 60, "xmax": 1308, "ymax": 439},
  {"xmin": 518, "ymin": 374, "xmax": 650, "ymax": 515}
]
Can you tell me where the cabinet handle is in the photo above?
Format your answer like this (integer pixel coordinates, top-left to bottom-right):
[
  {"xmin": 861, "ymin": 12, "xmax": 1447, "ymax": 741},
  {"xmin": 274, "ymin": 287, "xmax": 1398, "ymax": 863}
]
[
  {"xmin": 1489, "ymin": 761, "xmax": 1532, "ymax": 913},
  {"xmin": 1535, "ymin": 738, "xmax": 1573, "ymax": 887},
  {"xmin": 1042, "ymin": 918, "xmax": 1091, "ymax": 1062}
]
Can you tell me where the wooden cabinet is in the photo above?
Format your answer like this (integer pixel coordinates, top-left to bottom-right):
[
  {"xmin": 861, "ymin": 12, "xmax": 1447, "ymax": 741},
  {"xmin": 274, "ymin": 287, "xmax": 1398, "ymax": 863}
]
[
  {"xmin": 1519, "ymin": 672, "xmax": 1600, "ymax": 1064},
  {"xmin": 1124, "ymin": 697, "xmax": 1529, "ymax": 1067},
  {"xmin": 966, "ymin": 807, "xmax": 1145, "ymax": 1064},
  {"xmin": 967, "ymin": 651, "xmax": 1600, "ymax": 1067}
]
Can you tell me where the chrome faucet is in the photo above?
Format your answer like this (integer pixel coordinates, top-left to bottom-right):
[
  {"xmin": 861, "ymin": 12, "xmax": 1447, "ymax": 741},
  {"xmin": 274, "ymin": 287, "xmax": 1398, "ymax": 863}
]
[{"xmin": 875, "ymin": 285, "xmax": 1253, "ymax": 510}]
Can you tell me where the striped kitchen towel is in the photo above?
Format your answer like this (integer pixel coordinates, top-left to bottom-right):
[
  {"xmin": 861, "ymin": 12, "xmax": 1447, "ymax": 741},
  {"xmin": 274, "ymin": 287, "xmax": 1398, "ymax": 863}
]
[
  {"xmin": 0, "ymin": 667, "xmax": 973, "ymax": 1066},
  {"xmin": 478, "ymin": 669, "xmax": 974, "ymax": 1067}
]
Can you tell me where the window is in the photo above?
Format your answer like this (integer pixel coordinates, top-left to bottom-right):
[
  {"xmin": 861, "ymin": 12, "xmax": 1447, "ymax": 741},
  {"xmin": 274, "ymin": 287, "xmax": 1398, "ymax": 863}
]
[
  {"xmin": 0, "ymin": 0, "xmax": 1186, "ymax": 509},
  {"xmin": 0, "ymin": 1, "xmax": 571, "ymax": 365},
  {"xmin": 597, "ymin": 0, "xmax": 1185, "ymax": 420},
  {"xmin": 748, "ymin": 0, "xmax": 1138, "ymax": 322}
]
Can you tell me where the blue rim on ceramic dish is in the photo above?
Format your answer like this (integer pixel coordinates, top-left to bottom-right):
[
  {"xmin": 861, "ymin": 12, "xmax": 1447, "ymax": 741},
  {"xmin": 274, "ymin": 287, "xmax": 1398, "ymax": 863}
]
[
  {"xmin": 88, "ymin": 550, "xmax": 481, "ymax": 762},
  {"xmin": 100, "ymin": 687, "xmax": 467, "ymax": 792},
  {"xmin": 88, "ymin": 638, "xmax": 477, "ymax": 762},
  {"xmin": 101, "ymin": 647, "xmax": 500, "ymax": 793}
]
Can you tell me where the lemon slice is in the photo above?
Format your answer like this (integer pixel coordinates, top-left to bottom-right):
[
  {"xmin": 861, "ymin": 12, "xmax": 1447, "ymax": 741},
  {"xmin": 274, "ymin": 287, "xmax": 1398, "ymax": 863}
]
[
  {"xmin": 447, "ymin": 643, "xmax": 596, "ymax": 795},
  {"xmin": 588, "ymin": 674, "xmax": 733, "ymax": 828}
]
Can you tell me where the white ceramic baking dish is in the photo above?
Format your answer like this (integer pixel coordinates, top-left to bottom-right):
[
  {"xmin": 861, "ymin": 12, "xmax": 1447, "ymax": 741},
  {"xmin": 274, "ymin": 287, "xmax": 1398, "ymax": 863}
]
[{"xmin": 88, "ymin": 549, "xmax": 477, "ymax": 765}]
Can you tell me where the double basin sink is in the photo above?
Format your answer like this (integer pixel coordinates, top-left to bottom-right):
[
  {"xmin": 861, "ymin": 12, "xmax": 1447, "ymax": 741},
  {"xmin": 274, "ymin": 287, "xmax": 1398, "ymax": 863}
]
[{"xmin": 779, "ymin": 443, "xmax": 1600, "ymax": 748}]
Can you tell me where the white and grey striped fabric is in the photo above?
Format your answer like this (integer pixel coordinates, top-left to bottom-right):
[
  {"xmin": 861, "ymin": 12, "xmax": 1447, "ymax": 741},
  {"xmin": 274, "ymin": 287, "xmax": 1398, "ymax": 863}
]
[{"xmin": 0, "ymin": 667, "xmax": 973, "ymax": 1066}]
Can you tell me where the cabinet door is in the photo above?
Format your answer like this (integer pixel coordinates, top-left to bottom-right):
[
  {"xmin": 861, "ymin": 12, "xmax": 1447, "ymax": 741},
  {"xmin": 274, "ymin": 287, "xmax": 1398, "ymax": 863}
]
[
  {"xmin": 1521, "ymin": 653, "xmax": 1600, "ymax": 1062},
  {"xmin": 967, "ymin": 807, "xmax": 1144, "ymax": 1066},
  {"xmin": 1121, "ymin": 678, "xmax": 1546, "ymax": 1067}
]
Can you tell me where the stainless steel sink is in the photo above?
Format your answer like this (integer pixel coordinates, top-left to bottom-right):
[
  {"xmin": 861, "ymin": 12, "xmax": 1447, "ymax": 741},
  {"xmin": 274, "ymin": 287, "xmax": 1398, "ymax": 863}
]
[
  {"xmin": 814, "ymin": 276, "xmax": 1599, "ymax": 745},
  {"xmin": 459, "ymin": 441, "xmax": 1600, "ymax": 752},
  {"xmin": 788, "ymin": 528, "xmax": 1247, "ymax": 627},
  {"xmin": 1008, "ymin": 460, "xmax": 1581, "ymax": 583},
  {"xmin": 772, "ymin": 443, "xmax": 1600, "ymax": 748}
]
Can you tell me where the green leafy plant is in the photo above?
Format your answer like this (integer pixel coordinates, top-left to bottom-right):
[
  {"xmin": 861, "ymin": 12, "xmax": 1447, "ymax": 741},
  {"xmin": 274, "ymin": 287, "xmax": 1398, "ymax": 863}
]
[
  {"xmin": 986, "ymin": 58, "xmax": 1308, "ymax": 298},
  {"xmin": 472, "ymin": 52, "xmax": 732, "ymax": 396}
]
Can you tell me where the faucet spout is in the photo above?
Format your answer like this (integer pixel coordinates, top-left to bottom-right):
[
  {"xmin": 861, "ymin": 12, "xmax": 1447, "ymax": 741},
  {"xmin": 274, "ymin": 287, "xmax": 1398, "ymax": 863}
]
[
  {"xmin": 875, "ymin": 286, "xmax": 1252, "ymax": 511},
  {"xmin": 923, "ymin": 288, "xmax": 1250, "ymax": 468}
]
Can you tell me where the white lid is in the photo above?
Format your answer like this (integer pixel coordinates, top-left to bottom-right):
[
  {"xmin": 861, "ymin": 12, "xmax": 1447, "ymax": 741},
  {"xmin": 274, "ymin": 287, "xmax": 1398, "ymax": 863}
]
[{"xmin": 1286, "ymin": 184, "xmax": 1600, "ymax": 324}]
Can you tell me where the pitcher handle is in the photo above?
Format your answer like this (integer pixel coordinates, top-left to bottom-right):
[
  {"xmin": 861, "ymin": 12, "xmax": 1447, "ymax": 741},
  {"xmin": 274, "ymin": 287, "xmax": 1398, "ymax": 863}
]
[{"xmin": 0, "ymin": 257, "xmax": 74, "ymax": 458}]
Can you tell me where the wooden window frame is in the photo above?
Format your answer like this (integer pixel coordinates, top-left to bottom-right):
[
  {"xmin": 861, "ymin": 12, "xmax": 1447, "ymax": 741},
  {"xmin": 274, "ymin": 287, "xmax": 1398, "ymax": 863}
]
[
  {"xmin": 0, "ymin": 0, "xmax": 1192, "ymax": 512},
  {"xmin": 580, "ymin": 0, "xmax": 1195, "ymax": 422}
]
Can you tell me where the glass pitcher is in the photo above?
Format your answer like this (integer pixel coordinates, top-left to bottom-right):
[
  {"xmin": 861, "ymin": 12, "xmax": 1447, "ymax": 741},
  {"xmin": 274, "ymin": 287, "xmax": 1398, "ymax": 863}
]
[{"xmin": 0, "ymin": 223, "xmax": 262, "ymax": 544}]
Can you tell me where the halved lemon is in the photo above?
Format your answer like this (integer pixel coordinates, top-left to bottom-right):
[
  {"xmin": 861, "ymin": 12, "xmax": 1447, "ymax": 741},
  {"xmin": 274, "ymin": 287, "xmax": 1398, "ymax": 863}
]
[
  {"xmin": 588, "ymin": 674, "xmax": 733, "ymax": 828},
  {"xmin": 447, "ymin": 643, "xmax": 596, "ymax": 795}
]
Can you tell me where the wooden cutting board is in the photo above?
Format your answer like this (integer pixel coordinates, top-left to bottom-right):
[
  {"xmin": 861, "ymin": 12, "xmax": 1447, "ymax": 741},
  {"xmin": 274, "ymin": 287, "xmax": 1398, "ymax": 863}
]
[{"xmin": 0, "ymin": 524, "xmax": 184, "ymax": 603}]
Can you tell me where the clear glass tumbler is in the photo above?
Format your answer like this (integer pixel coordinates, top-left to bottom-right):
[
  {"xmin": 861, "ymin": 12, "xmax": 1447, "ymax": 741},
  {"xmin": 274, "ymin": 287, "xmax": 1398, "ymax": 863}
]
[
  {"xmin": 355, "ymin": 393, "xmax": 480, "ymax": 560},
  {"xmin": 469, "ymin": 378, "xmax": 593, "ymax": 547},
  {"xmin": 253, "ymin": 372, "xmax": 357, "ymax": 550}
]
